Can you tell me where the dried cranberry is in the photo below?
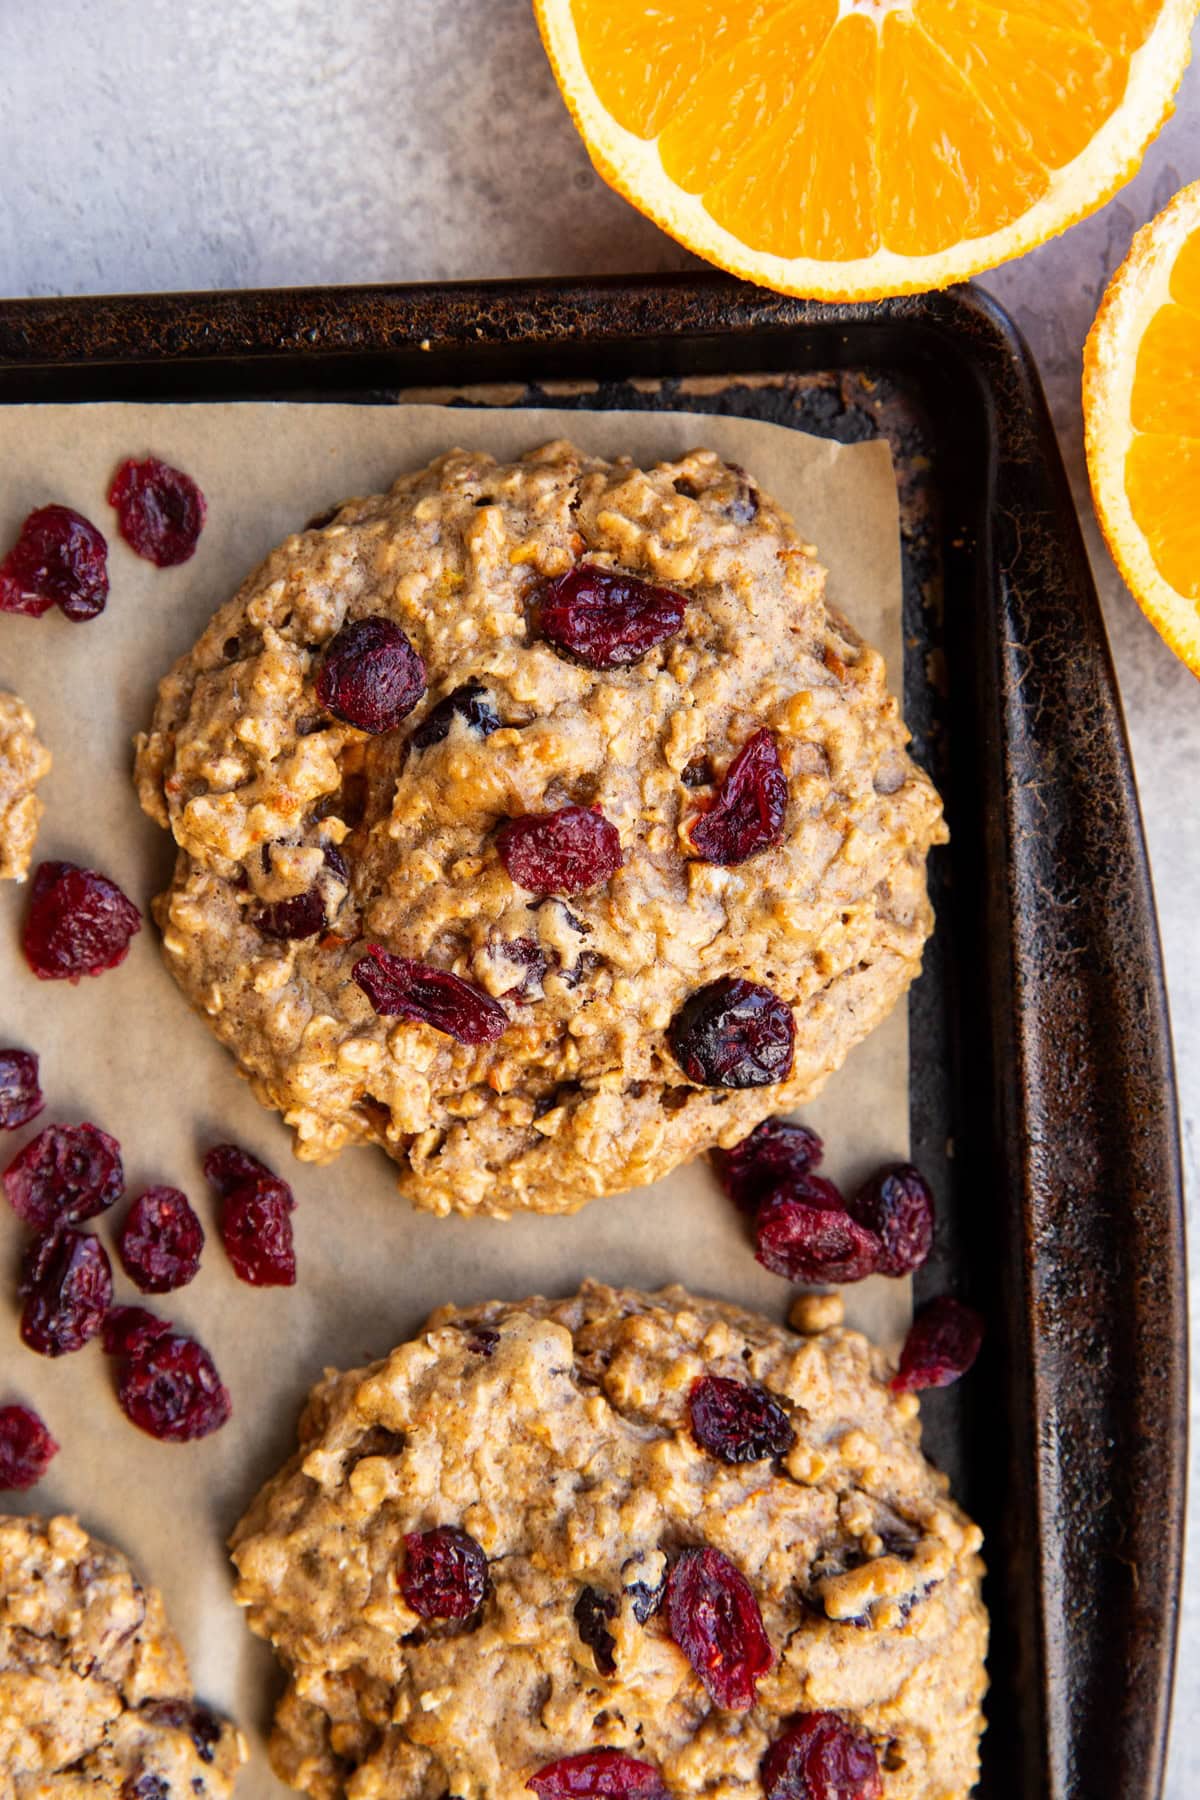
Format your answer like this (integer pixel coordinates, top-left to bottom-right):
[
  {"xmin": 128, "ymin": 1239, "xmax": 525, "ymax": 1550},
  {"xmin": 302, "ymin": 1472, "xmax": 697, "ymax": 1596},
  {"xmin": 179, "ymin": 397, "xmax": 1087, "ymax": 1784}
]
[
  {"xmin": 253, "ymin": 844, "xmax": 349, "ymax": 940},
  {"xmin": 891, "ymin": 1297, "xmax": 984, "ymax": 1394},
  {"xmin": 401, "ymin": 1525, "xmax": 489, "ymax": 1619},
  {"xmin": 354, "ymin": 945, "xmax": 509, "ymax": 1044},
  {"xmin": 118, "ymin": 1187, "xmax": 205, "ymax": 1293},
  {"xmin": 688, "ymin": 730, "xmax": 787, "ymax": 865},
  {"xmin": 202, "ymin": 1141, "xmax": 280, "ymax": 1199},
  {"xmin": 0, "ymin": 504, "xmax": 109, "ymax": 620},
  {"xmin": 846, "ymin": 1164, "xmax": 934, "ymax": 1278},
  {"xmin": 669, "ymin": 978, "xmax": 795, "ymax": 1088},
  {"xmin": 0, "ymin": 1049, "xmax": 44, "ymax": 1130},
  {"xmin": 574, "ymin": 1584, "xmax": 618, "ymax": 1674},
  {"xmin": 220, "ymin": 1175, "xmax": 296, "ymax": 1287},
  {"xmin": 755, "ymin": 1185, "xmax": 880, "ymax": 1285},
  {"xmin": 139, "ymin": 1698, "xmax": 223, "ymax": 1761},
  {"xmin": 101, "ymin": 1305, "xmax": 171, "ymax": 1358},
  {"xmin": 664, "ymin": 1546, "xmax": 773, "ymax": 1711},
  {"xmin": 412, "ymin": 680, "xmax": 501, "ymax": 748},
  {"xmin": 0, "ymin": 1402, "xmax": 59, "ymax": 1489},
  {"xmin": 497, "ymin": 806, "xmax": 623, "ymax": 896},
  {"xmin": 528, "ymin": 1752, "xmax": 668, "ymax": 1800},
  {"xmin": 534, "ymin": 563, "xmax": 687, "ymax": 669},
  {"xmin": 22, "ymin": 860, "xmax": 141, "ymax": 981},
  {"xmin": 108, "ymin": 457, "xmax": 206, "ymax": 567},
  {"xmin": 316, "ymin": 616, "xmax": 426, "ymax": 733},
  {"xmin": 711, "ymin": 1118, "xmax": 824, "ymax": 1214},
  {"xmin": 761, "ymin": 1713, "xmax": 882, "ymax": 1800},
  {"xmin": 20, "ymin": 1228, "xmax": 113, "ymax": 1356},
  {"xmin": 115, "ymin": 1330, "xmax": 231, "ymax": 1441},
  {"xmin": 4, "ymin": 1122, "xmax": 124, "ymax": 1231},
  {"xmin": 689, "ymin": 1375, "xmax": 795, "ymax": 1464},
  {"xmin": 466, "ymin": 1326, "xmax": 500, "ymax": 1356}
]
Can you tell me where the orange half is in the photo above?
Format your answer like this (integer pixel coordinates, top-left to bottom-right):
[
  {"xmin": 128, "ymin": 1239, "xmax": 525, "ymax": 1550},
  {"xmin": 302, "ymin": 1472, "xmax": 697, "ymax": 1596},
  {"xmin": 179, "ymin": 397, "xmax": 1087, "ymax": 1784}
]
[
  {"xmin": 1085, "ymin": 181, "xmax": 1200, "ymax": 675},
  {"xmin": 534, "ymin": 0, "xmax": 1198, "ymax": 300}
]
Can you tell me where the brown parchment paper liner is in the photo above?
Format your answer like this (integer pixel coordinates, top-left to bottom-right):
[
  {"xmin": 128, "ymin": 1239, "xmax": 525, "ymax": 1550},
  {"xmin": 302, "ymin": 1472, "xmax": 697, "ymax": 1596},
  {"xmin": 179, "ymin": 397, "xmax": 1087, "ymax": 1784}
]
[{"xmin": 0, "ymin": 403, "xmax": 921, "ymax": 1792}]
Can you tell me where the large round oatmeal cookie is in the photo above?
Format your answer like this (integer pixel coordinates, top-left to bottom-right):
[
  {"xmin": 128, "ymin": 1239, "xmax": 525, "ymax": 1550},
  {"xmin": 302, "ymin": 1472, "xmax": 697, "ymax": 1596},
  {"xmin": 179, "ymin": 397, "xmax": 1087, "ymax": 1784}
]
[
  {"xmin": 135, "ymin": 442, "xmax": 945, "ymax": 1217},
  {"xmin": 231, "ymin": 1281, "xmax": 987, "ymax": 1800},
  {"xmin": 0, "ymin": 1511, "xmax": 245, "ymax": 1795}
]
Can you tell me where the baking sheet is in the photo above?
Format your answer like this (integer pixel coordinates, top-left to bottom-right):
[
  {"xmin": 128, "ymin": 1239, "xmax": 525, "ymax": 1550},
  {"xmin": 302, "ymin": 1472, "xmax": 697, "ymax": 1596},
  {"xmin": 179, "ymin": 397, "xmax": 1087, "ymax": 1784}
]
[{"xmin": 0, "ymin": 402, "xmax": 914, "ymax": 1790}]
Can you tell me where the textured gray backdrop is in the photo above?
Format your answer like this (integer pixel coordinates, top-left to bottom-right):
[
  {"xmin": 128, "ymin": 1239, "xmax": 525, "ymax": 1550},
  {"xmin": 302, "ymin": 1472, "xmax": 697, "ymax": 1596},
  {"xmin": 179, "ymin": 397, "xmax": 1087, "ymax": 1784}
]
[{"xmin": 1, "ymin": 3, "xmax": 1197, "ymax": 1790}]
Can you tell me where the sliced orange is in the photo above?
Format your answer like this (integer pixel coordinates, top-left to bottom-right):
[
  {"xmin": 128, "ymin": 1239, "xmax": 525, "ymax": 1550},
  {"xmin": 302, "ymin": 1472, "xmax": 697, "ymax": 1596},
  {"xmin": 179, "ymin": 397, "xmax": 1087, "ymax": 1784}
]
[
  {"xmin": 1084, "ymin": 181, "xmax": 1200, "ymax": 676},
  {"xmin": 533, "ymin": 0, "xmax": 1197, "ymax": 300}
]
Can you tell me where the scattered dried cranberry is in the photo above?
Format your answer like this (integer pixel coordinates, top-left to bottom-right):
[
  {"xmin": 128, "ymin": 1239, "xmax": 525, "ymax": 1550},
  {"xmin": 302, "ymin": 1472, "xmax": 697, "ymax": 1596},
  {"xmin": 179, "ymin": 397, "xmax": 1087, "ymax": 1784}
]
[
  {"xmin": 20, "ymin": 1228, "xmax": 113, "ymax": 1356},
  {"xmin": 354, "ymin": 945, "xmax": 509, "ymax": 1044},
  {"xmin": 316, "ymin": 616, "xmax": 426, "ymax": 733},
  {"xmin": 4, "ymin": 1122, "xmax": 124, "ymax": 1231},
  {"xmin": 574, "ymin": 1584, "xmax": 618, "ymax": 1674},
  {"xmin": 220, "ymin": 1175, "xmax": 296, "ymax": 1287},
  {"xmin": 689, "ymin": 1375, "xmax": 796, "ymax": 1464},
  {"xmin": 528, "ymin": 1751, "xmax": 668, "ymax": 1800},
  {"xmin": 118, "ymin": 1187, "xmax": 205, "ymax": 1293},
  {"xmin": 412, "ymin": 680, "xmax": 501, "ymax": 748},
  {"xmin": 755, "ymin": 1184, "xmax": 880, "ymax": 1285},
  {"xmin": 108, "ymin": 457, "xmax": 206, "ymax": 567},
  {"xmin": 101, "ymin": 1305, "xmax": 171, "ymax": 1358},
  {"xmin": 711, "ymin": 1118, "xmax": 824, "ymax": 1214},
  {"xmin": 202, "ymin": 1140, "xmax": 280, "ymax": 1199},
  {"xmin": 761, "ymin": 1713, "xmax": 882, "ymax": 1800},
  {"xmin": 497, "ymin": 805, "xmax": 623, "ymax": 896},
  {"xmin": 0, "ymin": 1403, "xmax": 59, "ymax": 1489},
  {"xmin": 664, "ymin": 1546, "xmax": 773, "ymax": 1711},
  {"xmin": 534, "ymin": 563, "xmax": 687, "ymax": 669},
  {"xmin": 0, "ymin": 504, "xmax": 109, "ymax": 620},
  {"xmin": 401, "ymin": 1525, "xmax": 489, "ymax": 1619},
  {"xmin": 670, "ymin": 978, "xmax": 795, "ymax": 1088},
  {"xmin": 22, "ymin": 860, "xmax": 141, "ymax": 981},
  {"xmin": 0, "ymin": 1049, "xmax": 44, "ymax": 1130},
  {"xmin": 115, "ymin": 1329, "xmax": 231, "ymax": 1441},
  {"xmin": 688, "ymin": 730, "xmax": 787, "ymax": 865},
  {"xmin": 139, "ymin": 1697, "xmax": 224, "ymax": 1761},
  {"xmin": 847, "ymin": 1164, "xmax": 935, "ymax": 1278},
  {"xmin": 891, "ymin": 1297, "xmax": 984, "ymax": 1394}
]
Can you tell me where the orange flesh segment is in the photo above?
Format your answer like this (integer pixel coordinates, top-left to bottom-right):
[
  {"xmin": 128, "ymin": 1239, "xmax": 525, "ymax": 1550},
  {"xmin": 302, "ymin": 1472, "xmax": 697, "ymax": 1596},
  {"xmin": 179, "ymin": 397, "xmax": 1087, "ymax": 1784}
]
[
  {"xmin": 1131, "ymin": 306, "xmax": 1200, "ymax": 435},
  {"xmin": 1169, "ymin": 230, "xmax": 1200, "ymax": 312},
  {"xmin": 919, "ymin": 1, "xmax": 1123, "ymax": 174},
  {"xmin": 573, "ymin": 0, "xmax": 793, "ymax": 140},
  {"xmin": 975, "ymin": 0, "xmax": 1162, "ymax": 56},
  {"xmin": 877, "ymin": 13, "xmax": 1045, "ymax": 254},
  {"xmin": 658, "ymin": 0, "xmax": 836, "ymax": 200},
  {"xmin": 1126, "ymin": 435, "xmax": 1200, "ymax": 598},
  {"xmin": 702, "ymin": 13, "xmax": 877, "ymax": 260}
]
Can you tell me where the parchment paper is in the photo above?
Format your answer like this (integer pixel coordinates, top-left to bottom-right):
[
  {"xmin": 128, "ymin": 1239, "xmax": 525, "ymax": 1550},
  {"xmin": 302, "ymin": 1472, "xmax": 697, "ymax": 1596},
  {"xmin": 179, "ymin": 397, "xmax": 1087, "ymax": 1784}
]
[{"xmin": 0, "ymin": 403, "xmax": 913, "ymax": 1793}]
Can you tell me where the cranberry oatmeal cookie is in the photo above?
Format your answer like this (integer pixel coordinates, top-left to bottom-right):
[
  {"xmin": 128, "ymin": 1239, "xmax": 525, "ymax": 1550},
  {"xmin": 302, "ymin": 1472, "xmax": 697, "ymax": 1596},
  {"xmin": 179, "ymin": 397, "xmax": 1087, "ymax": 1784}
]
[
  {"xmin": 0, "ymin": 1511, "xmax": 245, "ymax": 1795},
  {"xmin": 231, "ymin": 1280, "xmax": 986, "ymax": 1800},
  {"xmin": 135, "ymin": 443, "xmax": 945, "ymax": 1217},
  {"xmin": 0, "ymin": 690, "xmax": 50, "ymax": 881}
]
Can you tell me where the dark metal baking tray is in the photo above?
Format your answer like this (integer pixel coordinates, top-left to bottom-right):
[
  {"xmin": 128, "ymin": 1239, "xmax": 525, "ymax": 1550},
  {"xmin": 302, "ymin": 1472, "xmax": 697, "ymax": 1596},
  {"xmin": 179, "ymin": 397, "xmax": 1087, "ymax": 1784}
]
[{"xmin": 0, "ymin": 275, "xmax": 1184, "ymax": 1800}]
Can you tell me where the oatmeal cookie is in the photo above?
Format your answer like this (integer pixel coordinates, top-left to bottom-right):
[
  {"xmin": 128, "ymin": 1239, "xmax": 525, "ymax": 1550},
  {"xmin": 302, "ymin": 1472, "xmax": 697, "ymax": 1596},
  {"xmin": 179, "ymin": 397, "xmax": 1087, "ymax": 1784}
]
[
  {"xmin": 231, "ymin": 1280, "xmax": 987, "ymax": 1800},
  {"xmin": 0, "ymin": 690, "xmax": 50, "ymax": 881},
  {"xmin": 0, "ymin": 1511, "xmax": 246, "ymax": 1795},
  {"xmin": 135, "ymin": 443, "xmax": 945, "ymax": 1216}
]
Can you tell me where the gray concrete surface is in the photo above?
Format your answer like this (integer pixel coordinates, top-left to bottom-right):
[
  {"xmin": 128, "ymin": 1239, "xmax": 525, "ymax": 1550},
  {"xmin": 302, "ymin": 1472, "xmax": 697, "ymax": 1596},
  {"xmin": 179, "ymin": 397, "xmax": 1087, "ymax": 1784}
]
[{"xmin": 1, "ymin": 2, "xmax": 1196, "ymax": 1789}]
